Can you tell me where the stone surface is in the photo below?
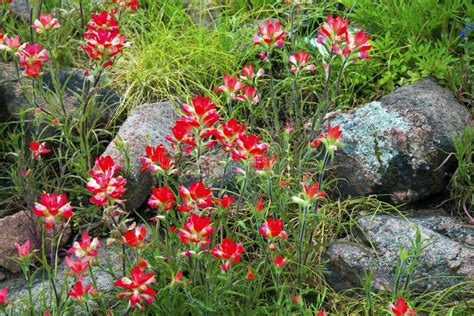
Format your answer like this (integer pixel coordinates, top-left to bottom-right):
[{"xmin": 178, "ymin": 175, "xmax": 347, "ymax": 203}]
[
  {"xmin": 0, "ymin": 211, "xmax": 71, "ymax": 274},
  {"xmin": 0, "ymin": 63, "xmax": 118, "ymax": 122},
  {"xmin": 324, "ymin": 210, "xmax": 474, "ymax": 293},
  {"xmin": 326, "ymin": 78, "xmax": 472, "ymax": 204},
  {"xmin": 101, "ymin": 101, "xmax": 178, "ymax": 211},
  {"xmin": 10, "ymin": 0, "xmax": 30, "ymax": 19}
]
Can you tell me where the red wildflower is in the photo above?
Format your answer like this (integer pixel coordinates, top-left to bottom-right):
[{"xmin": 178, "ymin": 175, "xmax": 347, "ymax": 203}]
[
  {"xmin": 33, "ymin": 192, "xmax": 74, "ymax": 230},
  {"xmin": 259, "ymin": 218, "xmax": 288, "ymax": 239},
  {"xmin": 87, "ymin": 11, "xmax": 119, "ymax": 31},
  {"xmin": 214, "ymin": 194, "xmax": 235, "ymax": 209},
  {"xmin": 317, "ymin": 311, "xmax": 327, "ymax": 316},
  {"xmin": 1, "ymin": 34, "xmax": 21, "ymax": 51},
  {"xmin": 113, "ymin": 0, "xmax": 140, "ymax": 12},
  {"xmin": 388, "ymin": 298, "xmax": 416, "ymax": 316},
  {"xmin": 235, "ymin": 85, "xmax": 259, "ymax": 105},
  {"xmin": 231, "ymin": 133, "xmax": 268, "ymax": 162},
  {"xmin": 251, "ymin": 154, "xmax": 277, "ymax": 175},
  {"xmin": 255, "ymin": 196, "xmax": 264, "ymax": 212},
  {"xmin": 178, "ymin": 213, "xmax": 215, "ymax": 247},
  {"xmin": 292, "ymin": 181, "xmax": 326, "ymax": 207},
  {"xmin": 247, "ymin": 266, "xmax": 254, "ymax": 280},
  {"xmin": 211, "ymin": 238, "xmax": 245, "ymax": 271},
  {"xmin": 317, "ymin": 15, "xmax": 349, "ymax": 44},
  {"xmin": 240, "ymin": 64, "xmax": 264, "ymax": 82},
  {"xmin": 174, "ymin": 271, "xmax": 183, "ymax": 283},
  {"xmin": 32, "ymin": 13, "xmax": 60, "ymax": 33},
  {"xmin": 123, "ymin": 225, "xmax": 147, "ymax": 248},
  {"xmin": 289, "ymin": 49, "xmax": 315, "ymax": 74},
  {"xmin": 254, "ymin": 20, "xmax": 285, "ymax": 47},
  {"xmin": 29, "ymin": 141, "xmax": 51, "ymax": 159},
  {"xmin": 15, "ymin": 240, "xmax": 30, "ymax": 258},
  {"xmin": 68, "ymin": 279, "xmax": 95, "ymax": 301},
  {"xmin": 214, "ymin": 74, "xmax": 242, "ymax": 98},
  {"xmin": 273, "ymin": 255, "xmax": 287, "ymax": 268},
  {"xmin": 140, "ymin": 144, "xmax": 175, "ymax": 175},
  {"xmin": 148, "ymin": 185, "xmax": 175, "ymax": 211},
  {"xmin": 178, "ymin": 181, "xmax": 212, "ymax": 212},
  {"xmin": 343, "ymin": 29, "xmax": 372, "ymax": 59},
  {"xmin": 86, "ymin": 156, "xmax": 127, "ymax": 206},
  {"xmin": 0, "ymin": 288, "xmax": 7, "ymax": 305},
  {"xmin": 311, "ymin": 123, "xmax": 343, "ymax": 152},
  {"xmin": 65, "ymin": 257, "xmax": 89, "ymax": 276},
  {"xmin": 67, "ymin": 231, "xmax": 101, "ymax": 259},
  {"xmin": 83, "ymin": 27, "xmax": 126, "ymax": 67},
  {"xmin": 17, "ymin": 43, "xmax": 49, "ymax": 77},
  {"xmin": 114, "ymin": 266, "xmax": 156, "ymax": 309},
  {"xmin": 165, "ymin": 120, "xmax": 196, "ymax": 153},
  {"xmin": 181, "ymin": 96, "xmax": 220, "ymax": 129}
]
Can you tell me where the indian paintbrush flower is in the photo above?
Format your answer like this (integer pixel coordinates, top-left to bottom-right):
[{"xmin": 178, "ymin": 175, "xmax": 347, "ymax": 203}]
[
  {"xmin": 114, "ymin": 265, "xmax": 156, "ymax": 310},
  {"xmin": 33, "ymin": 192, "xmax": 74, "ymax": 230}
]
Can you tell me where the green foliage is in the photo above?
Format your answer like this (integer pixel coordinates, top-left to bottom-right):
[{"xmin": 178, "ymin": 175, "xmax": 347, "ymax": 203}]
[{"xmin": 449, "ymin": 127, "xmax": 474, "ymax": 223}]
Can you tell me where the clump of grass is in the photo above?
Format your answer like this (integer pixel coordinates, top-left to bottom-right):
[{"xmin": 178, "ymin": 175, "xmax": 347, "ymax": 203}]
[
  {"xmin": 113, "ymin": 0, "xmax": 253, "ymax": 116},
  {"xmin": 449, "ymin": 127, "xmax": 474, "ymax": 224}
]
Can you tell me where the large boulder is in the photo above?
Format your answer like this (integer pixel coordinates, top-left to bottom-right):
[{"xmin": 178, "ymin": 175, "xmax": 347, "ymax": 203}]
[
  {"xmin": 101, "ymin": 102, "xmax": 178, "ymax": 211},
  {"xmin": 0, "ymin": 63, "xmax": 118, "ymax": 122},
  {"xmin": 326, "ymin": 78, "xmax": 472, "ymax": 204},
  {"xmin": 324, "ymin": 210, "xmax": 474, "ymax": 293},
  {"xmin": 0, "ymin": 211, "xmax": 71, "ymax": 275}
]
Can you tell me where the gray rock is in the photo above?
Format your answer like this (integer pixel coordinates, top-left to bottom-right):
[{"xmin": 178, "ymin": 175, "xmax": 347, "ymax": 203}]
[
  {"xmin": 326, "ymin": 78, "xmax": 472, "ymax": 204},
  {"xmin": 101, "ymin": 101, "xmax": 178, "ymax": 211},
  {"xmin": 0, "ymin": 63, "xmax": 119, "ymax": 122},
  {"xmin": 324, "ymin": 211, "xmax": 474, "ymax": 293},
  {"xmin": 10, "ymin": 0, "xmax": 30, "ymax": 19}
]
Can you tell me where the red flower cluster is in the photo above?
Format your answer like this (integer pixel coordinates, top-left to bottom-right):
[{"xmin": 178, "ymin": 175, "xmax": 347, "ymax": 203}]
[
  {"xmin": 113, "ymin": 0, "xmax": 140, "ymax": 12},
  {"xmin": 32, "ymin": 13, "xmax": 60, "ymax": 33},
  {"xmin": 0, "ymin": 33, "xmax": 21, "ymax": 52},
  {"xmin": 259, "ymin": 218, "xmax": 288, "ymax": 240},
  {"xmin": 311, "ymin": 123, "xmax": 343, "ymax": 152},
  {"xmin": 254, "ymin": 20, "xmax": 285, "ymax": 48},
  {"xmin": 148, "ymin": 185, "xmax": 175, "ymax": 211},
  {"xmin": 17, "ymin": 43, "xmax": 49, "ymax": 77},
  {"xmin": 123, "ymin": 225, "xmax": 147, "ymax": 248},
  {"xmin": 178, "ymin": 213, "xmax": 215, "ymax": 248},
  {"xmin": 68, "ymin": 279, "xmax": 96, "ymax": 301},
  {"xmin": 67, "ymin": 231, "xmax": 101, "ymax": 259},
  {"xmin": 33, "ymin": 192, "xmax": 74, "ymax": 230},
  {"xmin": 83, "ymin": 11, "xmax": 126, "ymax": 67},
  {"xmin": 178, "ymin": 181, "xmax": 212, "ymax": 212},
  {"xmin": 114, "ymin": 266, "xmax": 156, "ymax": 310},
  {"xmin": 289, "ymin": 49, "xmax": 315, "ymax": 74},
  {"xmin": 15, "ymin": 240, "xmax": 31, "ymax": 258},
  {"xmin": 231, "ymin": 133, "xmax": 269, "ymax": 162},
  {"xmin": 215, "ymin": 64, "xmax": 263, "ymax": 105},
  {"xmin": 0, "ymin": 288, "xmax": 7, "ymax": 306},
  {"xmin": 292, "ymin": 181, "xmax": 327, "ymax": 207},
  {"xmin": 86, "ymin": 156, "xmax": 127, "ymax": 206},
  {"xmin": 315, "ymin": 15, "xmax": 371, "ymax": 61},
  {"xmin": 211, "ymin": 238, "xmax": 245, "ymax": 271},
  {"xmin": 140, "ymin": 144, "xmax": 175, "ymax": 175},
  {"xmin": 29, "ymin": 141, "xmax": 51, "ymax": 159},
  {"xmin": 388, "ymin": 298, "xmax": 416, "ymax": 316}
]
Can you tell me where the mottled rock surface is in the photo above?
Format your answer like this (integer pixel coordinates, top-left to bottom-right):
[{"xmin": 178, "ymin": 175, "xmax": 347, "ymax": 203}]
[
  {"xmin": 324, "ymin": 210, "xmax": 474, "ymax": 293},
  {"xmin": 10, "ymin": 0, "xmax": 30, "ymax": 19},
  {"xmin": 327, "ymin": 78, "xmax": 472, "ymax": 204},
  {"xmin": 102, "ymin": 101, "xmax": 177, "ymax": 211},
  {"xmin": 0, "ymin": 63, "xmax": 118, "ymax": 121},
  {"xmin": 0, "ymin": 212, "xmax": 71, "ymax": 275}
]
